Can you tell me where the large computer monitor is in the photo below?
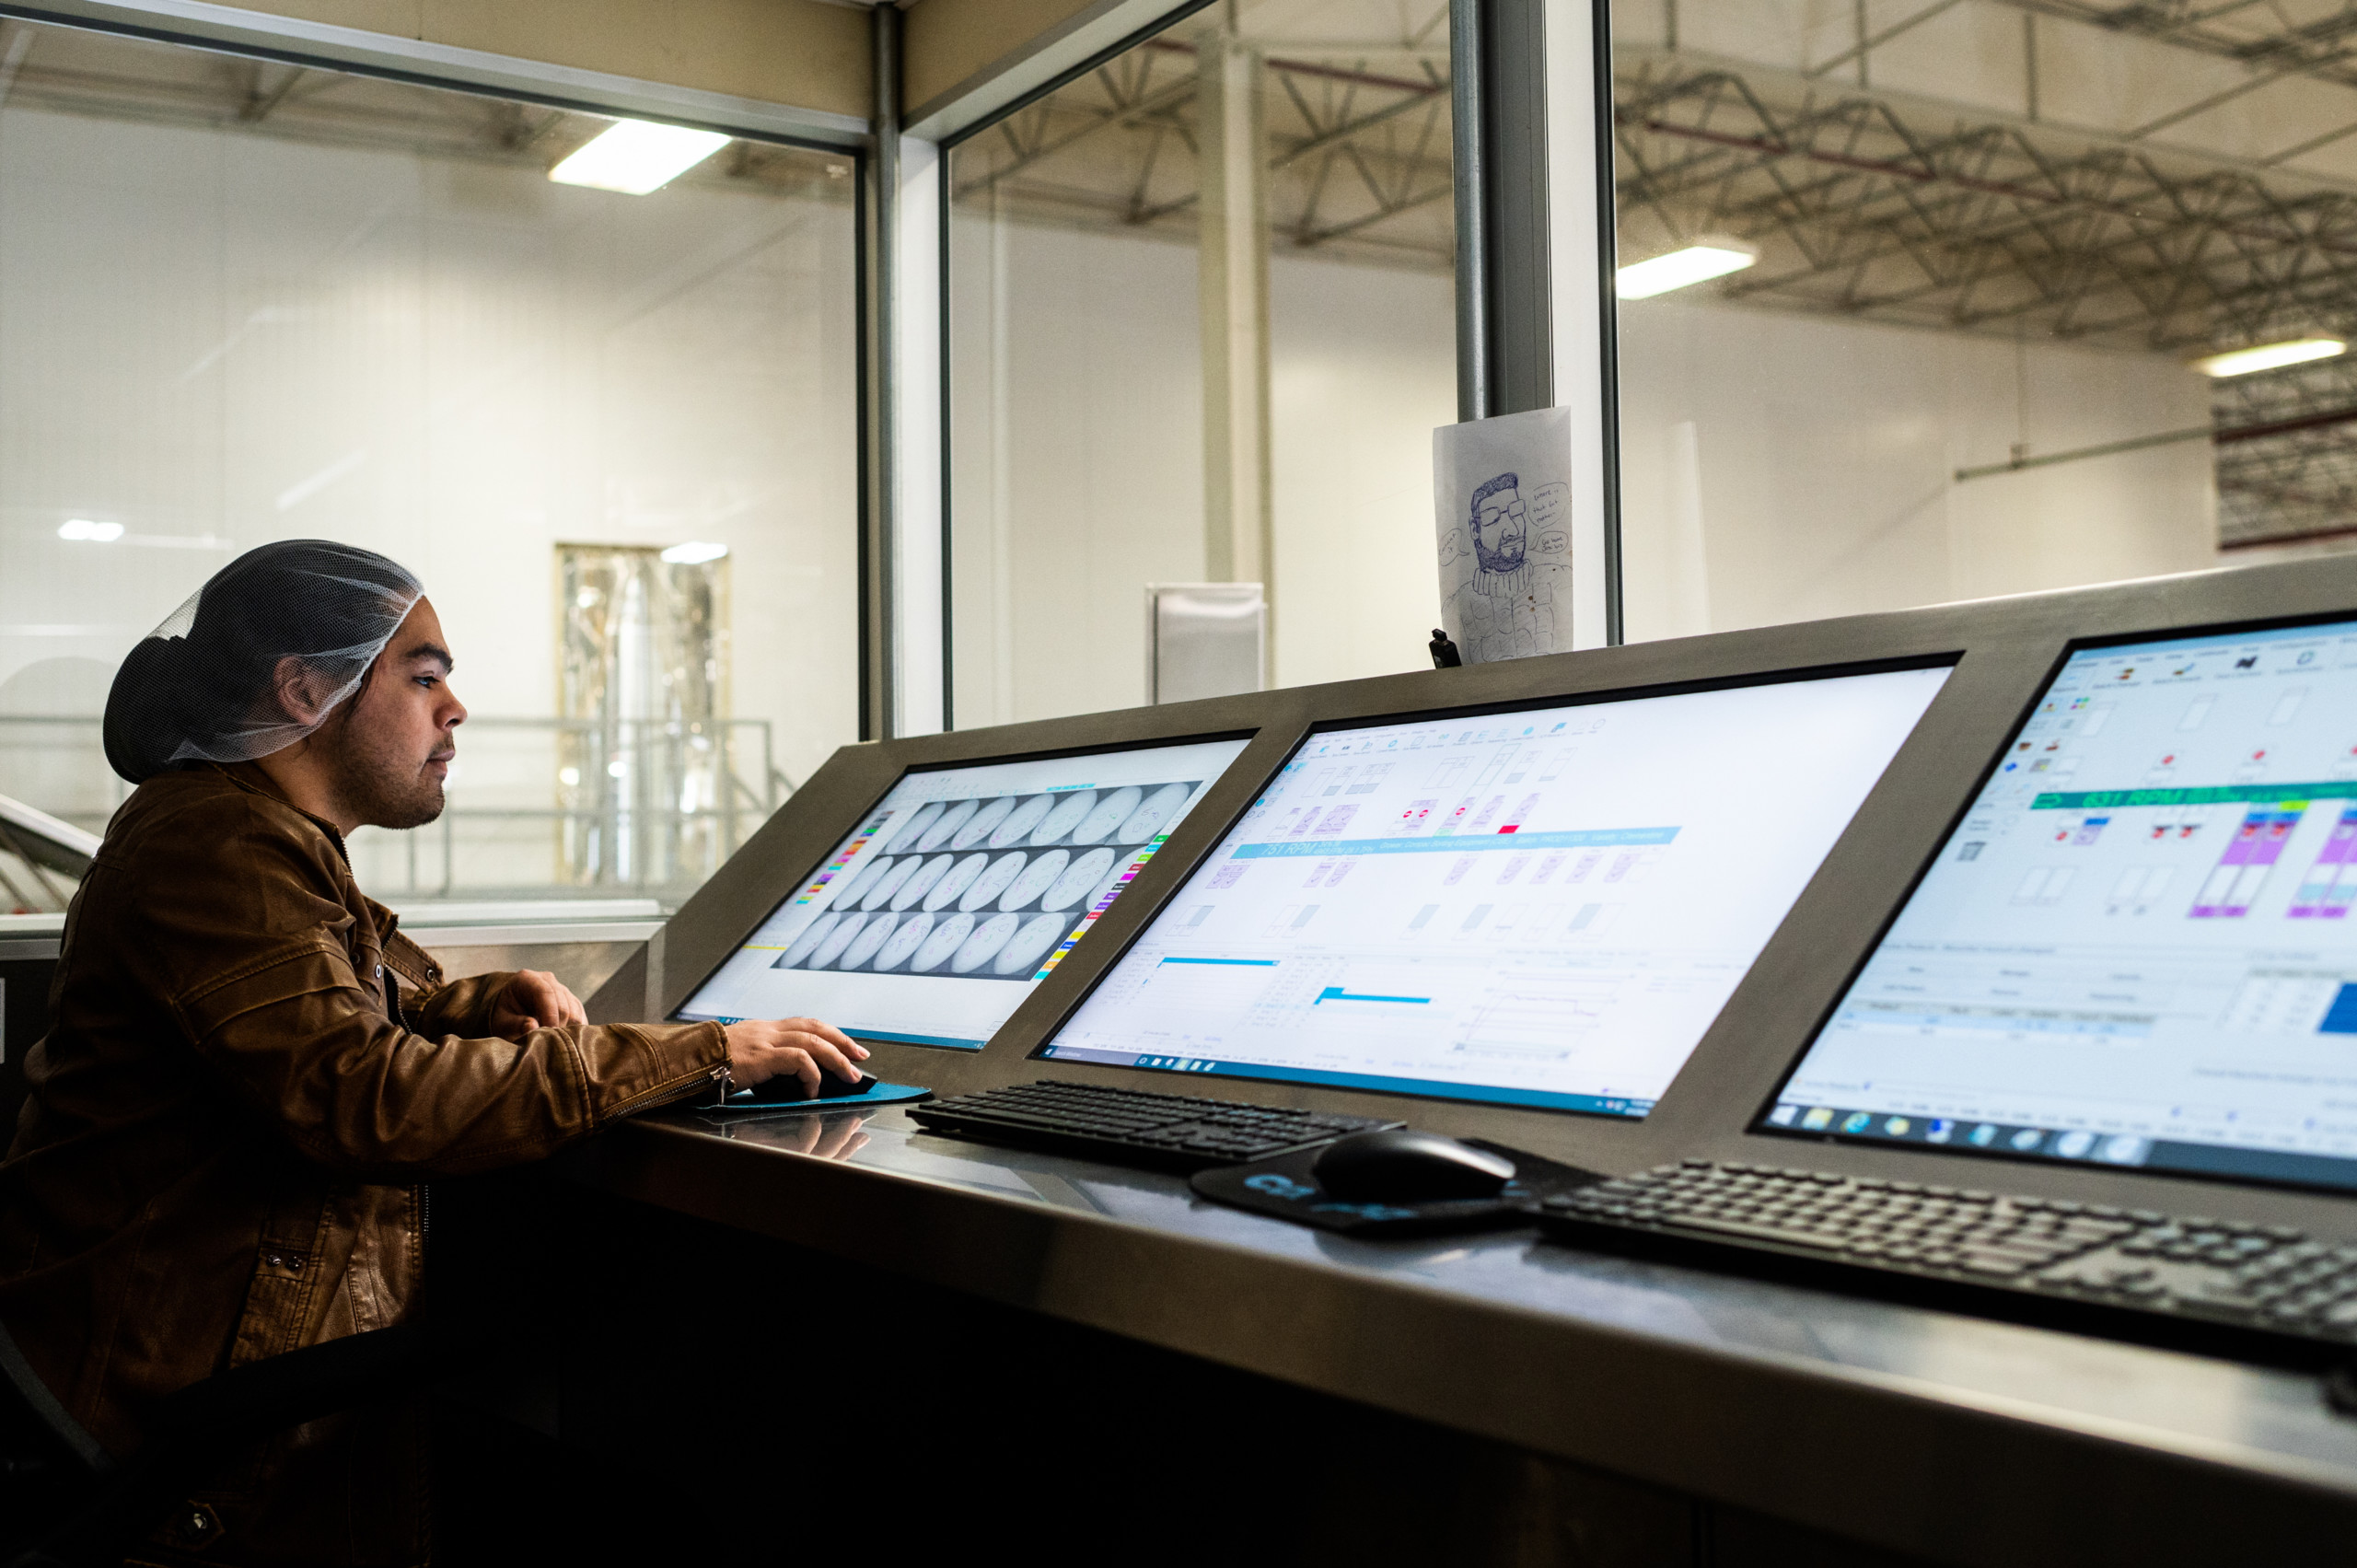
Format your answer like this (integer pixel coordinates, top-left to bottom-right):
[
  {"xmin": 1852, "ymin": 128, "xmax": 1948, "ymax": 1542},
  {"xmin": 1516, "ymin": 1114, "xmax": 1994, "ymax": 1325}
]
[
  {"xmin": 673, "ymin": 737, "xmax": 1251, "ymax": 1049},
  {"xmin": 1767, "ymin": 615, "xmax": 2357, "ymax": 1192},
  {"xmin": 1038, "ymin": 666, "xmax": 1953, "ymax": 1114}
]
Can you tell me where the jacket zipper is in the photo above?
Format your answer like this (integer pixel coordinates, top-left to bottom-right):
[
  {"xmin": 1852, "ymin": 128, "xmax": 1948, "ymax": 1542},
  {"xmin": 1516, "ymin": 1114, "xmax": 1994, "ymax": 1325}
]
[{"xmin": 374, "ymin": 899, "xmax": 432, "ymax": 1266}]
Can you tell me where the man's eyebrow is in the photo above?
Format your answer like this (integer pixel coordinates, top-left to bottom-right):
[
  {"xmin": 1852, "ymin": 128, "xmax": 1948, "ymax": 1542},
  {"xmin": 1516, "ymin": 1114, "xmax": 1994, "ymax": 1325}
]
[{"xmin": 405, "ymin": 643, "xmax": 455, "ymax": 671}]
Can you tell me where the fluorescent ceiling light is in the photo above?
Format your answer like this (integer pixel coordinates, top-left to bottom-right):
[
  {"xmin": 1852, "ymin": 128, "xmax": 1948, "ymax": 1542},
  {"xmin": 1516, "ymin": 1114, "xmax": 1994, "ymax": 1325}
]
[
  {"xmin": 2189, "ymin": 338, "xmax": 2347, "ymax": 377},
  {"xmin": 57, "ymin": 518, "xmax": 122, "ymax": 542},
  {"xmin": 660, "ymin": 540, "xmax": 728, "ymax": 565},
  {"xmin": 549, "ymin": 120, "xmax": 730, "ymax": 195},
  {"xmin": 1616, "ymin": 241, "xmax": 1759, "ymax": 300}
]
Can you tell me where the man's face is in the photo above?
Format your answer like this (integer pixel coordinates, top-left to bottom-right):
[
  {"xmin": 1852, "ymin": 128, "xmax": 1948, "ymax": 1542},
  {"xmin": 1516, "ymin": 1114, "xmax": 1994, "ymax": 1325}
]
[
  {"xmin": 325, "ymin": 598, "xmax": 466, "ymax": 831},
  {"xmin": 1472, "ymin": 488, "xmax": 1528, "ymax": 573}
]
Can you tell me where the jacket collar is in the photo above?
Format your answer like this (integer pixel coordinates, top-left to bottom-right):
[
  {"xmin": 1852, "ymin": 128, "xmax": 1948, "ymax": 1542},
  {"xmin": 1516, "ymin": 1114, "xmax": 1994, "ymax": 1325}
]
[
  {"xmin": 205, "ymin": 761, "xmax": 424, "ymax": 968},
  {"xmin": 210, "ymin": 761, "xmax": 356, "ymax": 871},
  {"xmin": 213, "ymin": 760, "xmax": 343, "ymax": 838}
]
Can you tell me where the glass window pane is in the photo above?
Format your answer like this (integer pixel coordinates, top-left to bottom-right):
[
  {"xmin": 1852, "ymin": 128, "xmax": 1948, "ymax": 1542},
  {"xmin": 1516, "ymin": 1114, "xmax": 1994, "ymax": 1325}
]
[
  {"xmin": 0, "ymin": 19, "xmax": 858, "ymax": 911},
  {"xmin": 1610, "ymin": 2, "xmax": 2355, "ymax": 642},
  {"xmin": 947, "ymin": 1, "xmax": 1456, "ymax": 727}
]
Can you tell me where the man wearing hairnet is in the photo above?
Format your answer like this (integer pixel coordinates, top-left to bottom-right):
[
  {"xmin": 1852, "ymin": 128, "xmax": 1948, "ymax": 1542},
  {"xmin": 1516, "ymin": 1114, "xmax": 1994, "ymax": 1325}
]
[{"xmin": 0, "ymin": 540, "xmax": 866, "ymax": 1566}]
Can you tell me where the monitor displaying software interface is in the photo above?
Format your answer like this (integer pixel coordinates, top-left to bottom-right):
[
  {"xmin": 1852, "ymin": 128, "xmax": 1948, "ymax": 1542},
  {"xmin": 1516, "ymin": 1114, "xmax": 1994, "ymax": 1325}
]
[
  {"xmin": 1771, "ymin": 615, "xmax": 2357, "ymax": 1191},
  {"xmin": 1040, "ymin": 668, "xmax": 1953, "ymax": 1114},
  {"xmin": 674, "ymin": 738, "xmax": 1251, "ymax": 1049}
]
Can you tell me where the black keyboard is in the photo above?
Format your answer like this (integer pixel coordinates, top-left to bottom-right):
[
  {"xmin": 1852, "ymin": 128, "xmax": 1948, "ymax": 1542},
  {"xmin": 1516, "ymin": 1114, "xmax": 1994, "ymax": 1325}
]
[
  {"xmin": 1537, "ymin": 1158, "xmax": 2357, "ymax": 1350},
  {"xmin": 908, "ymin": 1081, "xmax": 1400, "ymax": 1172}
]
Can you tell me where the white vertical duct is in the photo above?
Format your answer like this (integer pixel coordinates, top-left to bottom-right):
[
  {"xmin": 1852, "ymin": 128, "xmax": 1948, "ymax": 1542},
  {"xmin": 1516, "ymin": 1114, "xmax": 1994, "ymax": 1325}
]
[
  {"xmin": 895, "ymin": 130, "xmax": 946, "ymax": 737},
  {"xmin": 1666, "ymin": 420, "xmax": 1711, "ymax": 636},
  {"xmin": 1197, "ymin": 7, "xmax": 1274, "ymax": 665}
]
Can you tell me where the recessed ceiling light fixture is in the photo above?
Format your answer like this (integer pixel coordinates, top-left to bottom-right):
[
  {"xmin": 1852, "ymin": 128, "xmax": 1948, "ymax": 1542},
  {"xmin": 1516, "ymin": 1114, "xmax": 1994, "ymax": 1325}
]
[
  {"xmin": 660, "ymin": 540, "xmax": 728, "ymax": 565},
  {"xmin": 1616, "ymin": 239, "xmax": 1759, "ymax": 300},
  {"xmin": 57, "ymin": 518, "xmax": 123, "ymax": 542},
  {"xmin": 2189, "ymin": 338, "xmax": 2347, "ymax": 377},
  {"xmin": 549, "ymin": 120, "xmax": 731, "ymax": 195}
]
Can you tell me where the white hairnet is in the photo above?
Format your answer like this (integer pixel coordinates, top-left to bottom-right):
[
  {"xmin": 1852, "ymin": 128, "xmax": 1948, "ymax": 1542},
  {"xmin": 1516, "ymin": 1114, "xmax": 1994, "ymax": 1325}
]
[{"xmin": 103, "ymin": 540, "xmax": 424, "ymax": 784}]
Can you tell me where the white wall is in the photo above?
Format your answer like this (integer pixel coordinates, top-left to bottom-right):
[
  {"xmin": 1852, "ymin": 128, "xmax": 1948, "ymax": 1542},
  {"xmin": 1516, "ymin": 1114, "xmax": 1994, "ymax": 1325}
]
[
  {"xmin": 948, "ymin": 217, "xmax": 1452, "ymax": 726},
  {"xmin": 955, "ymin": 217, "xmax": 2225, "ymax": 715},
  {"xmin": 0, "ymin": 102, "xmax": 859, "ymax": 896},
  {"xmin": 1616, "ymin": 297, "xmax": 2222, "ymax": 643},
  {"xmin": 1269, "ymin": 254, "xmax": 1454, "ymax": 688},
  {"xmin": 947, "ymin": 218, "xmax": 1205, "ymax": 728}
]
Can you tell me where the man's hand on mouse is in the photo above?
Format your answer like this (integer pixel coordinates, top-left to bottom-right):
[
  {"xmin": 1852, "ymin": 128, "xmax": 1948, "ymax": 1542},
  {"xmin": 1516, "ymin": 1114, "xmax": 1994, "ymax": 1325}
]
[
  {"xmin": 488, "ymin": 970, "xmax": 588, "ymax": 1041},
  {"xmin": 723, "ymin": 1017, "xmax": 869, "ymax": 1096}
]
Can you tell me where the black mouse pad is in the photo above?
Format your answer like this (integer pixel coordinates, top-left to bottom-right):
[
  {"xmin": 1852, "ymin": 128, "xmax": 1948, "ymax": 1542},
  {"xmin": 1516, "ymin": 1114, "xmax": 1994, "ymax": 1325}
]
[
  {"xmin": 700, "ymin": 1080, "xmax": 932, "ymax": 1113},
  {"xmin": 1189, "ymin": 1140, "xmax": 1601, "ymax": 1238}
]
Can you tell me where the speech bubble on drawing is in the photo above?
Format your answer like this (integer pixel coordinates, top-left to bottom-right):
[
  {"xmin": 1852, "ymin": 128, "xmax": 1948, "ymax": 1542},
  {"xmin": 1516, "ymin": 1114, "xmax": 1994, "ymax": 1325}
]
[
  {"xmin": 1536, "ymin": 530, "xmax": 1568, "ymax": 554},
  {"xmin": 1527, "ymin": 482, "xmax": 1570, "ymax": 528}
]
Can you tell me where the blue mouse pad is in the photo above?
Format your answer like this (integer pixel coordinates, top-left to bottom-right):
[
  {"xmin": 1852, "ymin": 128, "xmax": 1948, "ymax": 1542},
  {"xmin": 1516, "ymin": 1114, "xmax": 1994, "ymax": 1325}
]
[
  {"xmin": 1190, "ymin": 1139, "xmax": 1599, "ymax": 1237},
  {"xmin": 703, "ymin": 1080, "xmax": 934, "ymax": 1114}
]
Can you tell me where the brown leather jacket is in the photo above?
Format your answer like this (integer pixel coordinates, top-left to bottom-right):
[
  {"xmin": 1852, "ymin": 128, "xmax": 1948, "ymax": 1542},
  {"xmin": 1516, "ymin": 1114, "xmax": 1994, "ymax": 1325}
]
[{"xmin": 0, "ymin": 762, "xmax": 728, "ymax": 1566}]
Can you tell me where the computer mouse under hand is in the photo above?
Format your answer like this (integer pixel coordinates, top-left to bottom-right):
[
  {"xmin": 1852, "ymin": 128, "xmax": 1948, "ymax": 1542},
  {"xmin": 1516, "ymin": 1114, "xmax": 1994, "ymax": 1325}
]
[
  {"xmin": 746, "ymin": 1071, "xmax": 878, "ymax": 1104},
  {"xmin": 1310, "ymin": 1129, "xmax": 1515, "ymax": 1202}
]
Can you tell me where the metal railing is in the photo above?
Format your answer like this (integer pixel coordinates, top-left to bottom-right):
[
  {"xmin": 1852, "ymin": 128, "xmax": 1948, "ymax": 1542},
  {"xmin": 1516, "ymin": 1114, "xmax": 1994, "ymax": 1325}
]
[{"xmin": 0, "ymin": 714, "xmax": 799, "ymax": 909}]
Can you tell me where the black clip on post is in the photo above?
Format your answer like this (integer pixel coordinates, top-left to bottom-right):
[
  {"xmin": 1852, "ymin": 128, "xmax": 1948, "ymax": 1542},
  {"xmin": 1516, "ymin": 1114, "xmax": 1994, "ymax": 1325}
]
[{"xmin": 1429, "ymin": 629, "xmax": 1463, "ymax": 669}]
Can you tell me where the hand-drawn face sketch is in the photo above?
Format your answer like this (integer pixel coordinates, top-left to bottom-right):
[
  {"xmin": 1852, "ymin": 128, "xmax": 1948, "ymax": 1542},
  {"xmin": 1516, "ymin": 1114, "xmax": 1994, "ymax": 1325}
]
[
  {"xmin": 1434, "ymin": 408, "xmax": 1578, "ymax": 666},
  {"xmin": 1469, "ymin": 472, "xmax": 1532, "ymax": 594}
]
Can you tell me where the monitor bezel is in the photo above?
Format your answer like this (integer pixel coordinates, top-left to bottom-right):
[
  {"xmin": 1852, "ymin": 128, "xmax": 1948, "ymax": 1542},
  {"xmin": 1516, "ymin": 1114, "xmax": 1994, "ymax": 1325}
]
[
  {"xmin": 1022, "ymin": 653, "xmax": 1962, "ymax": 1118},
  {"xmin": 652, "ymin": 725, "xmax": 1263, "ymax": 1048},
  {"xmin": 1747, "ymin": 604, "xmax": 2357, "ymax": 1198}
]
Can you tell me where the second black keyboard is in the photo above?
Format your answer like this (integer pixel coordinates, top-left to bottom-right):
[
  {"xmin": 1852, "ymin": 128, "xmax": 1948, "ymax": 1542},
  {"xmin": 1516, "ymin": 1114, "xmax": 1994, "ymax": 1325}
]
[
  {"xmin": 907, "ymin": 1080, "xmax": 1400, "ymax": 1172},
  {"xmin": 1537, "ymin": 1158, "xmax": 2357, "ymax": 1352}
]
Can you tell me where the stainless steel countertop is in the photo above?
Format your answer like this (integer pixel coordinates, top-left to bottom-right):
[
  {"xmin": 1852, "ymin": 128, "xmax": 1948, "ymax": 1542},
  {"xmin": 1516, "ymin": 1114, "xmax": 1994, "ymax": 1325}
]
[{"xmin": 573, "ymin": 1103, "xmax": 2357, "ymax": 1568}]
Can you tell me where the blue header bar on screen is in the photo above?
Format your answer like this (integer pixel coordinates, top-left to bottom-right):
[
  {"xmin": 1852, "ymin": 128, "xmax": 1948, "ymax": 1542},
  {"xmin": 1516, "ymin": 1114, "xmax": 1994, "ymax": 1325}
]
[{"xmin": 1232, "ymin": 826, "xmax": 1679, "ymax": 860}]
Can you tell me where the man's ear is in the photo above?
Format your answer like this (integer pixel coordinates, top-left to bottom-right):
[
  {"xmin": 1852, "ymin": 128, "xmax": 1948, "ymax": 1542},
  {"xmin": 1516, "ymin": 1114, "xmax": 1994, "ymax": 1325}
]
[{"xmin": 270, "ymin": 656, "xmax": 336, "ymax": 726}]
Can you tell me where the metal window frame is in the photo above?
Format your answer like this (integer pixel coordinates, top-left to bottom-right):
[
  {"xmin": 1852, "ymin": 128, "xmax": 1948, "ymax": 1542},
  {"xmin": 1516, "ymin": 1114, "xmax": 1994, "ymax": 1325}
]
[
  {"xmin": 926, "ymin": 0, "xmax": 1221, "ymax": 735},
  {"xmin": 921, "ymin": 0, "xmax": 1629, "ymax": 732},
  {"xmin": 0, "ymin": 0, "xmax": 867, "ymax": 145}
]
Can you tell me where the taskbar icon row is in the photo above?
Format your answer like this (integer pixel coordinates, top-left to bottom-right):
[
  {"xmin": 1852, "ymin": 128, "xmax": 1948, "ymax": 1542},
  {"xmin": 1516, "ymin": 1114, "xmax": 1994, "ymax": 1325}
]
[{"xmin": 1765, "ymin": 1101, "xmax": 2152, "ymax": 1167}]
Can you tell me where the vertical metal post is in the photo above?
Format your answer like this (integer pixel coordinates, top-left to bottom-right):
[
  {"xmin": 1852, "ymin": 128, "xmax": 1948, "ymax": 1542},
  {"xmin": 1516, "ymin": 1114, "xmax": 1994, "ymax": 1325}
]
[
  {"xmin": 1462, "ymin": 0, "xmax": 1623, "ymax": 645},
  {"xmin": 1481, "ymin": 0, "xmax": 1554, "ymax": 417},
  {"xmin": 1451, "ymin": 0, "xmax": 1489, "ymax": 424},
  {"xmin": 1591, "ymin": 0, "xmax": 1625, "ymax": 645},
  {"xmin": 865, "ymin": 0, "xmax": 902, "ymax": 740}
]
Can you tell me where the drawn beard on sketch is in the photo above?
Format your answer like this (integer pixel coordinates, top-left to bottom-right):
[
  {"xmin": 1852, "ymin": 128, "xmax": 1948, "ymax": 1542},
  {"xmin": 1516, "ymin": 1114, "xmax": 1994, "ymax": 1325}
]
[{"xmin": 1468, "ymin": 471, "xmax": 1532, "ymax": 598}]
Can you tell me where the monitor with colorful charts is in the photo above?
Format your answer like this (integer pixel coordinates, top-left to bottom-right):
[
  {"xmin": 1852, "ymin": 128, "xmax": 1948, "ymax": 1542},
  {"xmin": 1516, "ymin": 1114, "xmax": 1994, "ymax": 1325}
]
[
  {"xmin": 1768, "ymin": 615, "xmax": 2357, "ymax": 1192},
  {"xmin": 1038, "ymin": 666, "xmax": 1953, "ymax": 1115},
  {"xmin": 674, "ymin": 738, "xmax": 1251, "ymax": 1049}
]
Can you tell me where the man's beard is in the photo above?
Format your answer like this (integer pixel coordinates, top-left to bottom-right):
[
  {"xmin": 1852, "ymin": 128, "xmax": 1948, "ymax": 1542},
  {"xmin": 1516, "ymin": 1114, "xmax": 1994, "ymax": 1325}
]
[
  {"xmin": 325, "ymin": 714, "xmax": 447, "ymax": 830},
  {"xmin": 1472, "ymin": 536, "xmax": 1529, "ymax": 596}
]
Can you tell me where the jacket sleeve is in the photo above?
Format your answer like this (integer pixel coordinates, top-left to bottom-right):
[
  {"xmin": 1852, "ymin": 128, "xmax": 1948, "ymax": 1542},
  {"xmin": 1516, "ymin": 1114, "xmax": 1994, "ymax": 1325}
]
[
  {"xmin": 146, "ymin": 824, "xmax": 725, "ymax": 1179},
  {"xmin": 172, "ymin": 941, "xmax": 726, "ymax": 1178},
  {"xmin": 407, "ymin": 971, "xmax": 508, "ymax": 1040}
]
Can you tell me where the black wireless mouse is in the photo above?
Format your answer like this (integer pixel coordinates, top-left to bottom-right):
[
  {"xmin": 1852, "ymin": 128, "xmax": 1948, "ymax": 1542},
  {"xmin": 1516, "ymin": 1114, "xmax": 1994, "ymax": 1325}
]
[
  {"xmin": 1311, "ymin": 1129, "xmax": 1515, "ymax": 1202},
  {"xmin": 746, "ymin": 1071, "xmax": 878, "ymax": 1104}
]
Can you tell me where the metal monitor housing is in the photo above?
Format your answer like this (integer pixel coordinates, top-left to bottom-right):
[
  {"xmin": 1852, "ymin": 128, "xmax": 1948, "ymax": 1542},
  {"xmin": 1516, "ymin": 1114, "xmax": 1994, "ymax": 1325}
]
[{"xmin": 594, "ymin": 553, "xmax": 2357, "ymax": 1235}]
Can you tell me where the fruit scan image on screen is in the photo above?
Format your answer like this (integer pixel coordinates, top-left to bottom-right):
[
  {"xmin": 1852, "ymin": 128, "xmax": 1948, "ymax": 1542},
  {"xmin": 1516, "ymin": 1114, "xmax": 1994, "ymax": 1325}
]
[
  {"xmin": 675, "ymin": 738, "xmax": 1251, "ymax": 1049},
  {"xmin": 1770, "ymin": 616, "xmax": 2357, "ymax": 1191},
  {"xmin": 1039, "ymin": 668, "xmax": 1952, "ymax": 1114}
]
